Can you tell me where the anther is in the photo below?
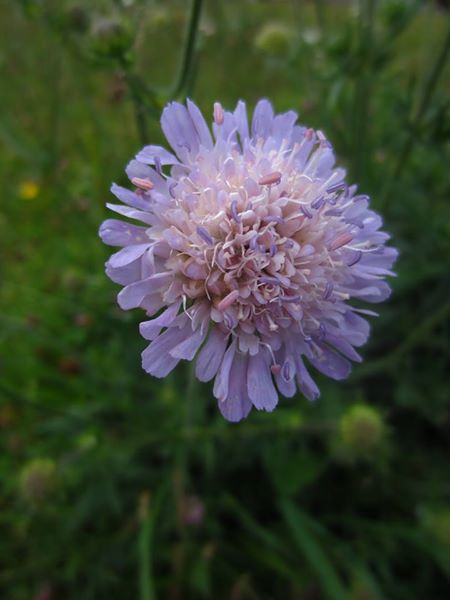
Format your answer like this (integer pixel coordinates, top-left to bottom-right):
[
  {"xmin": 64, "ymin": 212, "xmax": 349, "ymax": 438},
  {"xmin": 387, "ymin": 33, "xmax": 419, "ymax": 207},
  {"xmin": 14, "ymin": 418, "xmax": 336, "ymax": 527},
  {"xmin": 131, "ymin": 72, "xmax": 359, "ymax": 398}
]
[
  {"xmin": 329, "ymin": 232, "xmax": 353, "ymax": 251},
  {"xmin": 218, "ymin": 290, "xmax": 239, "ymax": 311},
  {"xmin": 196, "ymin": 226, "xmax": 213, "ymax": 245},
  {"xmin": 230, "ymin": 200, "xmax": 241, "ymax": 223},
  {"xmin": 258, "ymin": 171, "xmax": 282, "ymax": 186},
  {"xmin": 131, "ymin": 177, "xmax": 154, "ymax": 191},
  {"xmin": 322, "ymin": 282, "xmax": 334, "ymax": 300},
  {"xmin": 152, "ymin": 156, "xmax": 162, "ymax": 176},
  {"xmin": 213, "ymin": 102, "xmax": 224, "ymax": 125}
]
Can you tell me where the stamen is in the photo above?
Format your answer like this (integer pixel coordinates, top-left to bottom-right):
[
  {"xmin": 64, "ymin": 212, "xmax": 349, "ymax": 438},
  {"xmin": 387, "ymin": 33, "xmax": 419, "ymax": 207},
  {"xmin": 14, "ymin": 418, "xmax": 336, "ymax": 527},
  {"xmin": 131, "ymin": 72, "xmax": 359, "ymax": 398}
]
[
  {"xmin": 223, "ymin": 313, "xmax": 234, "ymax": 330},
  {"xmin": 131, "ymin": 177, "xmax": 154, "ymax": 191},
  {"xmin": 213, "ymin": 102, "xmax": 224, "ymax": 125},
  {"xmin": 230, "ymin": 200, "xmax": 241, "ymax": 223},
  {"xmin": 318, "ymin": 323, "xmax": 326, "ymax": 340},
  {"xmin": 271, "ymin": 364, "xmax": 282, "ymax": 376},
  {"xmin": 301, "ymin": 205, "xmax": 313, "ymax": 218},
  {"xmin": 263, "ymin": 215, "xmax": 284, "ymax": 224},
  {"xmin": 260, "ymin": 276, "xmax": 280, "ymax": 286},
  {"xmin": 324, "ymin": 208, "xmax": 343, "ymax": 217},
  {"xmin": 282, "ymin": 359, "xmax": 293, "ymax": 381},
  {"xmin": 258, "ymin": 171, "xmax": 282, "ymax": 186},
  {"xmin": 311, "ymin": 195, "xmax": 324, "ymax": 209},
  {"xmin": 154, "ymin": 156, "xmax": 162, "ymax": 176},
  {"xmin": 346, "ymin": 251, "xmax": 362, "ymax": 266},
  {"xmin": 169, "ymin": 182, "xmax": 177, "ymax": 198},
  {"xmin": 196, "ymin": 226, "xmax": 213, "ymax": 245},
  {"xmin": 329, "ymin": 232, "xmax": 353, "ymax": 251},
  {"xmin": 250, "ymin": 234, "xmax": 259, "ymax": 251},
  {"xmin": 327, "ymin": 181, "xmax": 346, "ymax": 193},
  {"xmin": 261, "ymin": 342, "xmax": 278, "ymax": 365},
  {"xmin": 218, "ymin": 290, "xmax": 239, "ymax": 311},
  {"xmin": 323, "ymin": 282, "xmax": 334, "ymax": 300},
  {"xmin": 305, "ymin": 128, "xmax": 314, "ymax": 141},
  {"xmin": 316, "ymin": 130, "xmax": 331, "ymax": 147}
]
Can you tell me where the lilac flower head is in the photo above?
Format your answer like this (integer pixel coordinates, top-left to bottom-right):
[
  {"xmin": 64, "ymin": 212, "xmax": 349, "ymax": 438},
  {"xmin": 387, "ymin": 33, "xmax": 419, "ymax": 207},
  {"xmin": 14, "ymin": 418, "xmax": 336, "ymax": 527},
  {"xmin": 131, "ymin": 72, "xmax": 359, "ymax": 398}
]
[{"xmin": 99, "ymin": 99, "xmax": 397, "ymax": 421}]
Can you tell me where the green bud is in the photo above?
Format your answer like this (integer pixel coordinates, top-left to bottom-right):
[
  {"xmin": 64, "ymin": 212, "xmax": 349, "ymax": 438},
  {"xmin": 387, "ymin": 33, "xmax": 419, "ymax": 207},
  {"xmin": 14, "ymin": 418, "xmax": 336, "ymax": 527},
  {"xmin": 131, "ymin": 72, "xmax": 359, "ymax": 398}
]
[
  {"xmin": 90, "ymin": 16, "xmax": 133, "ymax": 61},
  {"xmin": 254, "ymin": 23, "xmax": 296, "ymax": 58},
  {"xmin": 339, "ymin": 404, "xmax": 384, "ymax": 454},
  {"xmin": 19, "ymin": 458, "xmax": 56, "ymax": 505}
]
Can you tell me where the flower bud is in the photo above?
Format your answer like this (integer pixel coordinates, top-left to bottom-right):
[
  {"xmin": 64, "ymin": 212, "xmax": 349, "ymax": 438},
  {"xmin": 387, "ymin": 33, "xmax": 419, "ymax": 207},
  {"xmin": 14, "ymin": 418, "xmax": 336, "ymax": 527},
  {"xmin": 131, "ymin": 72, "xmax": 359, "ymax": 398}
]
[
  {"xmin": 254, "ymin": 23, "xmax": 296, "ymax": 58},
  {"xmin": 19, "ymin": 458, "xmax": 56, "ymax": 505},
  {"xmin": 339, "ymin": 404, "xmax": 384, "ymax": 455},
  {"xmin": 90, "ymin": 16, "xmax": 133, "ymax": 61}
]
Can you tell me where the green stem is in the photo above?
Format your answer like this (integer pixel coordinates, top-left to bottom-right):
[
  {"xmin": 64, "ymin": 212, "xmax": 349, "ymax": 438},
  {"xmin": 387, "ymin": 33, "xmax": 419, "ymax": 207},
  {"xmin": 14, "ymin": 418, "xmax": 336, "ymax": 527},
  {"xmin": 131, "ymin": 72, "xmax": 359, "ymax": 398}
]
[
  {"xmin": 414, "ymin": 23, "xmax": 450, "ymax": 123},
  {"xmin": 127, "ymin": 73, "xmax": 150, "ymax": 146},
  {"xmin": 352, "ymin": 298, "xmax": 450, "ymax": 381},
  {"xmin": 170, "ymin": 363, "xmax": 198, "ymax": 598},
  {"xmin": 379, "ymin": 24, "xmax": 450, "ymax": 207},
  {"xmin": 352, "ymin": 0, "xmax": 376, "ymax": 181},
  {"xmin": 313, "ymin": 0, "xmax": 326, "ymax": 35},
  {"xmin": 172, "ymin": 0, "xmax": 204, "ymax": 100},
  {"xmin": 118, "ymin": 53, "xmax": 162, "ymax": 146}
]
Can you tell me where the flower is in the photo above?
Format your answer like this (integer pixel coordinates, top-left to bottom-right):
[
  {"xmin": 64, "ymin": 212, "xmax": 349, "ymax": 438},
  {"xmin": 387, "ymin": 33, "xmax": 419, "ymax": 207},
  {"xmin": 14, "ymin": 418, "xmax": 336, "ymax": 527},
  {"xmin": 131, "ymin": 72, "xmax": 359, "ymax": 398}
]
[
  {"xmin": 19, "ymin": 180, "xmax": 39, "ymax": 200},
  {"xmin": 99, "ymin": 99, "xmax": 397, "ymax": 421}
]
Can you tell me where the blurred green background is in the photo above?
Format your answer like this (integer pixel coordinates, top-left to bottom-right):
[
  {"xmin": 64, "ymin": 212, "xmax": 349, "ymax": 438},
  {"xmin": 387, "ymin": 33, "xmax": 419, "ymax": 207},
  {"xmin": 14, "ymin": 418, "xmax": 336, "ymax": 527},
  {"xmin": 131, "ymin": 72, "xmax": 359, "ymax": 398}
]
[{"xmin": 1, "ymin": 0, "xmax": 449, "ymax": 598}]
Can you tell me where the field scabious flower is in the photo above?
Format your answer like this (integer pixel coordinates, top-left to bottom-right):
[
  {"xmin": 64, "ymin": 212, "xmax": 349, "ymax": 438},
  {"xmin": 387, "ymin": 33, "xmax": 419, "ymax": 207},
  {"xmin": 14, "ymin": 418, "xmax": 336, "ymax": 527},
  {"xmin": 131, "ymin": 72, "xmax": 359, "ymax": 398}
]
[{"xmin": 100, "ymin": 99, "xmax": 397, "ymax": 421}]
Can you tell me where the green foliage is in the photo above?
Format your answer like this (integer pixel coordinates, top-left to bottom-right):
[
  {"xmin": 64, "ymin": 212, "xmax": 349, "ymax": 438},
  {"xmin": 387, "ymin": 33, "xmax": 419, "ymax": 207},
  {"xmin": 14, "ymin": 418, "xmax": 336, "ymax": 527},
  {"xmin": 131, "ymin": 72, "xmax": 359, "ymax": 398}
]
[{"xmin": 1, "ymin": 1, "xmax": 449, "ymax": 598}]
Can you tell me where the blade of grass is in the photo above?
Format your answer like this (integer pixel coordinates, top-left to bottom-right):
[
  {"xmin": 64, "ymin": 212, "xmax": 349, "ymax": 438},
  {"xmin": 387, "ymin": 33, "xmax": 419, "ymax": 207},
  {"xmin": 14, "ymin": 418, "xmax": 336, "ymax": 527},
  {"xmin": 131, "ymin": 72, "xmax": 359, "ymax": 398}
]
[
  {"xmin": 138, "ymin": 486, "xmax": 166, "ymax": 600},
  {"xmin": 223, "ymin": 494, "xmax": 304, "ymax": 585},
  {"xmin": 279, "ymin": 498, "xmax": 347, "ymax": 600}
]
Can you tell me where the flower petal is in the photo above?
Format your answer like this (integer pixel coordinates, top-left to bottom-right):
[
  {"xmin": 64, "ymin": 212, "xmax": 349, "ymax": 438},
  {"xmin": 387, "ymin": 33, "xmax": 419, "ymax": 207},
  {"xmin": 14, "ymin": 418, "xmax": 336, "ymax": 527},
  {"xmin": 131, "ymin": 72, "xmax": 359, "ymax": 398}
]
[
  {"xmin": 139, "ymin": 301, "xmax": 181, "ymax": 341},
  {"xmin": 135, "ymin": 145, "xmax": 178, "ymax": 165},
  {"xmin": 251, "ymin": 98, "xmax": 274, "ymax": 139},
  {"xmin": 218, "ymin": 352, "xmax": 252, "ymax": 422},
  {"xmin": 187, "ymin": 99, "xmax": 213, "ymax": 149},
  {"xmin": 295, "ymin": 356, "xmax": 320, "ymax": 401},
  {"xmin": 110, "ymin": 183, "xmax": 152, "ymax": 211},
  {"xmin": 233, "ymin": 100, "xmax": 249, "ymax": 143},
  {"xmin": 170, "ymin": 326, "xmax": 207, "ymax": 360},
  {"xmin": 141, "ymin": 322, "xmax": 189, "ymax": 378},
  {"xmin": 161, "ymin": 101, "xmax": 199, "ymax": 160},
  {"xmin": 195, "ymin": 327, "xmax": 229, "ymax": 382},
  {"xmin": 213, "ymin": 339, "xmax": 236, "ymax": 401},
  {"xmin": 247, "ymin": 349, "xmax": 278, "ymax": 411},
  {"xmin": 108, "ymin": 243, "xmax": 151, "ymax": 269},
  {"xmin": 310, "ymin": 345, "xmax": 351, "ymax": 381},
  {"xmin": 99, "ymin": 219, "xmax": 148, "ymax": 247}
]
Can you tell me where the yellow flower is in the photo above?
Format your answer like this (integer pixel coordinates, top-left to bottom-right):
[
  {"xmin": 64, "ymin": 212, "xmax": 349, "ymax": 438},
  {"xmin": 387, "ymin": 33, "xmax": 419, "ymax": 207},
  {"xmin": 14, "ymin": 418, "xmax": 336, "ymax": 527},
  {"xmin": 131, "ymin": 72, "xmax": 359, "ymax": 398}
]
[{"xmin": 19, "ymin": 181, "xmax": 39, "ymax": 200}]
